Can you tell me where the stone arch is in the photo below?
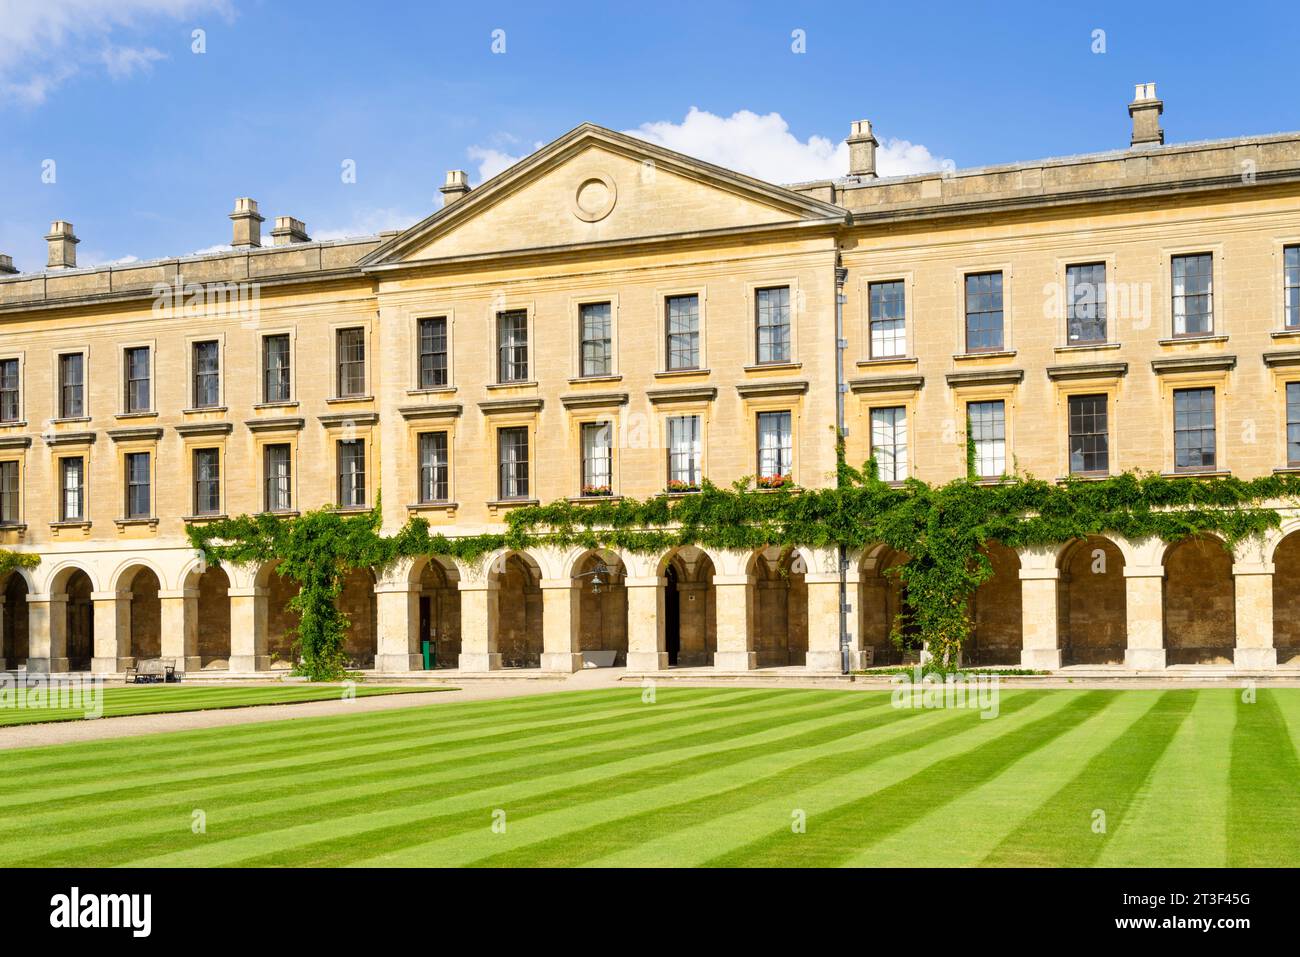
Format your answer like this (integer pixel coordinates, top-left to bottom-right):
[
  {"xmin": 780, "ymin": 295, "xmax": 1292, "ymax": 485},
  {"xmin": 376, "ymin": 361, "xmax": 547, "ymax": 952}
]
[
  {"xmin": 411, "ymin": 556, "xmax": 461, "ymax": 669},
  {"xmin": 858, "ymin": 544, "xmax": 912, "ymax": 667},
  {"xmin": 493, "ymin": 551, "xmax": 543, "ymax": 668},
  {"xmin": 1163, "ymin": 535, "xmax": 1235, "ymax": 665},
  {"xmin": 1057, "ymin": 536, "xmax": 1127, "ymax": 665},
  {"xmin": 2, "ymin": 571, "xmax": 30, "ymax": 668},
  {"xmin": 256, "ymin": 560, "xmax": 302, "ymax": 669},
  {"xmin": 747, "ymin": 546, "xmax": 807, "ymax": 668},
  {"xmin": 572, "ymin": 549, "xmax": 628, "ymax": 665},
  {"xmin": 339, "ymin": 567, "xmax": 378, "ymax": 669},
  {"xmin": 109, "ymin": 557, "xmax": 166, "ymax": 595},
  {"xmin": 46, "ymin": 562, "xmax": 99, "ymax": 596},
  {"xmin": 1273, "ymin": 531, "xmax": 1300, "ymax": 665},
  {"xmin": 968, "ymin": 542, "xmax": 1022, "ymax": 666},
  {"xmin": 116, "ymin": 564, "xmax": 162, "ymax": 662},
  {"xmin": 658, "ymin": 546, "xmax": 716, "ymax": 667}
]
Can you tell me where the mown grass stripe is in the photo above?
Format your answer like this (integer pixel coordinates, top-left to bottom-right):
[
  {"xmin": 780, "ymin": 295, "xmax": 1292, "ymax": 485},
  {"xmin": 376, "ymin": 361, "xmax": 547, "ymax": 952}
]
[
  {"xmin": 465, "ymin": 691, "xmax": 1053, "ymax": 867},
  {"xmin": 0, "ymin": 689, "xmax": 785, "ymax": 811},
  {"xmin": 0, "ymin": 687, "xmax": 759, "ymax": 798},
  {"xmin": 121, "ymin": 692, "xmax": 902, "ymax": 867},
  {"xmin": 704, "ymin": 690, "xmax": 1117, "ymax": 867},
  {"xmin": 9, "ymin": 691, "xmax": 870, "ymax": 866},
  {"xmin": 1227, "ymin": 689, "xmax": 1300, "ymax": 867},
  {"xmin": 980, "ymin": 690, "xmax": 1195, "ymax": 867}
]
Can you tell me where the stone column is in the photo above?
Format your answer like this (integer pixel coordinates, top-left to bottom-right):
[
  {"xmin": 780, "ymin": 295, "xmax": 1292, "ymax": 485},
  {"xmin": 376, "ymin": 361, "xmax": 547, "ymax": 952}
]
[
  {"xmin": 25, "ymin": 594, "xmax": 68, "ymax": 674},
  {"xmin": 625, "ymin": 575, "xmax": 667, "ymax": 671},
  {"xmin": 375, "ymin": 580, "xmax": 421, "ymax": 673},
  {"xmin": 540, "ymin": 579, "xmax": 581, "ymax": 673},
  {"xmin": 458, "ymin": 580, "xmax": 501, "ymax": 671},
  {"xmin": 712, "ymin": 574, "xmax": 755, "ymax": 671},
  {"xmin": 804, "ymin": 572, "xmax": 843, "ymax": 673},
  {"xmin": 1123, "ymin": 566, "xmax": 1166, "ymax": 671},
  {"xmin": 1019, "ymin": 545, "xmax": 1062, "ymax": 670},
  {"xmin": 1232, "ymin": 560, "xmax": 1277, "ymax": 670},
  {"xmin": 228, "ymin": 585, "xmax": 269, "ymax": 672},
  {"xmin": 91, "ymin": 591, "xmax": 128, "ymax": 674},
  {"xmin": 159, "ymin": 588, "xmax": 200, "ymax": 673}
]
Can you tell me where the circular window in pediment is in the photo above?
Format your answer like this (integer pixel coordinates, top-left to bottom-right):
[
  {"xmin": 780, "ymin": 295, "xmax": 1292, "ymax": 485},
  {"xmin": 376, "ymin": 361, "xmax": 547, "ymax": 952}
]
[{"xmin": 573, "ymin": 173, "xmax": 617, "ymax": 222}]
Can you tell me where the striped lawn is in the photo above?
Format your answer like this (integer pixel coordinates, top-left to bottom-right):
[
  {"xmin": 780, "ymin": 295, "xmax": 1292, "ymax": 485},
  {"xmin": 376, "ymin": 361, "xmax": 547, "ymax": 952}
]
[
  {"xmin": 0, "ymin": 686, "xmax": 1296, "ymax": 867},
  {"xmin": 0, "ymin": 683, "xmax": 433, "ymax": 726}
]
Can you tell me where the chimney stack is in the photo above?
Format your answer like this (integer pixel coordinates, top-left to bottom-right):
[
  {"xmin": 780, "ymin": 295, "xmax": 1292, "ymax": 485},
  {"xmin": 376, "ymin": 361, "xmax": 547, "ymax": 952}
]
[
  {"xmin": 440, "ymin": 170, "xmax": 472, "ymax": 207},
  {"xmin": 0, "ymin": 255, "xmax": 17, "ymax": 276},
  {"xmin": 45, "ymin": 221, "xmax": 79, "ymax": 270},
  {"xmin": 847, "ymin": 119, "xmax": 879, "ymax": 179},
  {"xmin": 1129, "ymin": 83, "xmax": 1164, "ymax": 148},
  {"xmin": 270, "ymin": 215, "xmax": 310, "ymax": 245},
  {"xmin": 229, "ymin": 197, "xmax": 264, "ymax": 249}
]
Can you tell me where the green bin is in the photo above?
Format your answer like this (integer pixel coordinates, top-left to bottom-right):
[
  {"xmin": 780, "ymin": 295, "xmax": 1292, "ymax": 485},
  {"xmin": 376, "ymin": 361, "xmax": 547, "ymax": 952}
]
[{"xmin": 421, "ymin": 639, "xmax": 436, "ymax": 670}]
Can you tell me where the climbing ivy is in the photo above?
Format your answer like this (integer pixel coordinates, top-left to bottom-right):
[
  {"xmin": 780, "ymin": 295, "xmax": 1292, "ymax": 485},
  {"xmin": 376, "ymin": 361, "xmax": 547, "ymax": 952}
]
[
  {"xmin": 187, "ymin": 468, "xmax": 1300, "ymax": 678},
  {"xmin": 0, "ymin": 549, "xmax": 39, "ymax": 578}
]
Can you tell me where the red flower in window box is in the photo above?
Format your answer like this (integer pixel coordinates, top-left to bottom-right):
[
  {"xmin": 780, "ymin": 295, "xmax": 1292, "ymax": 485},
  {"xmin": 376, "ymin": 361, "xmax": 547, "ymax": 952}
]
[
  {"xmin": 756, "ymin": 473, "xmax": 794, "ymax": 490},
  {"xmin": 581, "ymin": 484, "xmax": 612, "ymax": 498},
  {"xmin": 666, "ymin": 479, "xmax": 700, "ymax": 493}
]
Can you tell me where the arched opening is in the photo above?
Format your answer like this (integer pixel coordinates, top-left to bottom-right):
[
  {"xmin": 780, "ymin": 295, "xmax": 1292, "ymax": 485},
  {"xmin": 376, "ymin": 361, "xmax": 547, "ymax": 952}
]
[
  {"xmin": 1273, "ymin": 532, "xmax": 1300, "ymax": 665},
  {"xmin": 1058, "ymin": 537, "xmax": 1127, "ymax": 665},
  {"xmin": 858, "ymin": 545, "xmax": 913, "ymax": 666},
  {"xmin": 339, "ymin": 567, "xmax": 378, "ymax": 669},
  {"xmin": 195, "ymin": 566, "xmax": 231, "ymax": 669},
  {"xmin": 417, "ymin": 558, "xmax": 461, "ymax": 669},
  {"xmin": 494, "ymin": 553, "xmax": 542, "ymax": 668},
  {"xmin": 261, "ymin": 561, "xmax": 302, "ymax": 670},
  {"xmin": 2, "ymin": 572, "xmax": 30, "ymax": 668},
  {"xmin": 64, "ymin": 569, "xmax": 94, "ymax": 672},
  {"xmin": 661, "ymin": 547, "xmax": 715, "ymax": 666},
  {"xmin": 573, "ymin": 551, "xmax": 627, "ymax": 666},
  {"xmin": 968, "ymin": 543, "xmax": 1022, "ymax": 667},
  {"xmin": 120, "ymin": 566, "xmax": 162, "ymax": 661},
  {"xmin": 1164, "ymin": 535, "xmax": 1235, "ymax": 665},
  {"xmin": 749, "ymin": 547, "xmax": 807, "ymax": 668}
]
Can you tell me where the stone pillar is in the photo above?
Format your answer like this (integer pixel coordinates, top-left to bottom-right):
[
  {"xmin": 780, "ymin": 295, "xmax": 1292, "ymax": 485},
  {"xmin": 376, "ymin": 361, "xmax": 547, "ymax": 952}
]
[
  {"xmin": 1019, "ymin": 545, "xmax": 1062, "ymax": 670},
  {"xmin": 1123, "ymin": 565, "xmax": 1167, "ymax": 670},
  {"xmin": 625, "ymin": 575, "xmax": 667, "ymax": 671},
  {"xmin": 540, "ymin": 579, "xmax": 580, "ymax": 673},
  {"xmin": 228, "ymin": 585, "xmax": 269, "ymax": 672},
  {"xmin": 375, "ymin": 580, "xmax": 420, "ymax": 673},
  {"xmin": 713, "ymin": 574, "xmax": 755, "ymax": 671},
  {"xmin": 159, "ymin": 588, "xmax": 200, "ymax": 673},
  {"xmin": 91, "ymin": 591, "xmax": 128, "ymax": 674},
  {"xmin": 25, "ymin": 594, "xmax": 68, "ymax": 674},
  {"xmin": 805, "ymin": 572, "xmax": 843, "ymax": 673},
  {"xmin": 1232, "ymin": 560, "xmax": 1277, "ymax": 670},
  {"xmin": 458, "ymin": 581, "xmax": 501, "ymax": 671}
]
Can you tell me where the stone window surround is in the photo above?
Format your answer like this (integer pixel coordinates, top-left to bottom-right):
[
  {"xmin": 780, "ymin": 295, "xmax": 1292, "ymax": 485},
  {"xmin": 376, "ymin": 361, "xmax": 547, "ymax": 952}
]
[
  {"xmin": 742, "ymin": 276, "xmax": 800, "ymax": 369},
  {"xmin": 330, "ymin": 320, "xmax": 371, "ymax": 400},
  {"xmin": 568, "ymin": 292, "xmax": 620, "ymax": 381},
  {"xmin": 1160, "ymin": 242, "xmax": 1225, "ymax": 341},
  {"xmin": 0, "ymin": 348, "xmax": 24, "ymax": 427},
  {"xmin": 51, "ymin": 346, "xmax": 90, "ymax": 422},
  {"xmin": 954, "ymin": 260, "xmax": 1014, "ymax": 356},
  {"xmin": 408, "ymin": 306, "xmax": 456, "ymax": 395},
  {"xmin": 258, "ymin": 326, "xmax": 298, "ymax": 406},
  {"xmin": 117, "ymin": 339, "xmax": 156, "ymax": 417},
  {"xmin": 1052, "ymin": 252, "xmax": 1119, "ymax": 350},
  {"xmin": 857, "ymin": 269, "xmax": 915, "ymax": 363},
  {"xmin": 655, "ymin": 283, "xmax": 707, "ymax": 374},
  {"xmin": 183, "ymin": 330, "xmax": 226, "ymax": 412},
  {"xmin": 489, "ymin": 298, "xmax": 536, "ymax": 387},
  {"xmin": 1154, "ymin": 367, "xmax": 1231, "ymax": 475}
]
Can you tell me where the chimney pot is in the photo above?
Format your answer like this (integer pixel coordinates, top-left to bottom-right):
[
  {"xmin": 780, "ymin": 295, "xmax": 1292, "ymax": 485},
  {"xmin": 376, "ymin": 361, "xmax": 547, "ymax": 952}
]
[
  {"xmin": 0, "ymin": 254, "xmax": 17, "ymax": 275},
  {"xmin": 44, "ymin": 220, "xmax": 79, "ymax": 270},
  {"xmin": 271, "ymin": 215, "xmax": 311, "ymax": 245},
  {"xmin": 440, "ymin": 170, "xmax": 472, "ymax": 207},
  {"xmin": 229, "ymin": 197, "xmax": 265, "ymax": 249},
  {"xmin": 846, "ymin": 119, "xmax": 879, "ymax": 179},
  {"xmin": 1128, "ymin": 82, "xmax": 1164, "ymax": 148}
]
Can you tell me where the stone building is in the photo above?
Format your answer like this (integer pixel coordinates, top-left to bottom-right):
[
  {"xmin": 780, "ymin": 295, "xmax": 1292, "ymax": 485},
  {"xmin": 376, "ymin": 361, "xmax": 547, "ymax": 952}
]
[{"xmin": 3, "ymin": 85, "xmax": 1300, "ymax": 675}]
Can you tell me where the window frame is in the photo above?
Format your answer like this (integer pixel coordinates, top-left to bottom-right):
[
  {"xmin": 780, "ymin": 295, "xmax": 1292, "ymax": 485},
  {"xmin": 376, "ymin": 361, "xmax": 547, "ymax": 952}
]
[
  {"xmin": 662, "ymin": 292, "xmax": 703, "ymax": 373},
  {"xmin": 56, "ymin": 350, "xmax": 86, "ymax": 420},
  {"xmin": 1287, "ymin": 381, "xmax": 1300, "ymax": 468},
  {"xmin": 0, "ymin": 458, "xmax": 20, "ymax": 525},
  {"xmin": 417, "ymin": 316, "xmax": 450, "ymax": 391},
  {"xmin": 1170, "ymin": 252, "xmax": 1215, "ymax": 339},
  {"xmin": 967, "ymin": 399, "xmax": 1007, "ymax": 479},
  {"xmin": 123, "ymin": 450, "xmax": 152, "ymax": 519},
  {"xmin": 1064, "ymin": 262, "xmax": 1109, "ymax": 346},
  {"xmin": 580, "ymin": 420, "xmax": 614, "ymax": 496},
  {"xmin": 261, "ymin": 332, "xmax": 294, "ymax": 405},
  {"xmin": 963, "ymin": 271, "xmax": 1006, "ymax": 354},
  {"xmin": 497, "ymin": 426, "xmax": 530, "ymax": 500},
  {"xmin": 870, "ymin": 405, "xmax": 909, "ymax": 482},
  {"xmin": 59, "ymin": 455, "xmax": 85, "ymax": 523},
  {"xmin": 578, "ymin": 301, "xmax": 614, "ymax": 379},
  {"xmin": 190, "ymin": 338, "xmax": 222, "ymax": 410},
  {"xmin": 0, "ymin": 356, "xmax": 21, "ymax": 425},
  {"xmin": 753, "ymin": 285, "xmax": 793, "ymax": 366},
  {"xmin": 1285, "ymin": 244, "xmax": 1300, "ymax": 331},
  {"xmin": 665, "ymin": 414, "xmax": 703, "ymax": 490},
  {"xmin": 1172, "ymin": 386, "xmax": 1217, "ymax": 472},
  {"xmin": 192, "ymin": 447, "xmax": 222, "ymax": 516},
  {"xmin": 868, "ymin": 279, "xmax": 908, "ymax": 360},
  {"xmin": 334, "ymin": 326, "xmax": 367, "ymax": 399},
  {"xmin": 262, "ymin": 442, "xmax": 294, "ymax": 513},
  {"xmin": 755, "ymin": 410, "xmax": 793, "ymax": 482},
  {"xmin": 1067, "ymin": 393, "xmax": 1110, "ymax": 476},
  {"xmin": 417, "ymin": 430, "xmax": 450, "ymax": 504},
  {"xmin": 121, "ymin": 344, "xmax": 153, "ymax": 414},
  {"xmin": 336, "ymin": 439, "xmax": 366, "ymax": 508}
]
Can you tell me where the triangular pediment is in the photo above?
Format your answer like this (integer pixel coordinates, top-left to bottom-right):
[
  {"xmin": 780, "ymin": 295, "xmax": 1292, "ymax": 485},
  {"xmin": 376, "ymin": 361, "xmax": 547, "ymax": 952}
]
[{"xmin": 360, "ymin": 124, "xmax": 845, "ymax": 266}]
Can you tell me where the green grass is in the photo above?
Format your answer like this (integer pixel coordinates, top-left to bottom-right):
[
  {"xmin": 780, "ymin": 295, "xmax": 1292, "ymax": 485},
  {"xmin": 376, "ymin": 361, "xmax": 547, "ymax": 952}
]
[
  {"xmin": 0, "ymin": 686, "xmax": 1295, "ymax": 867},
  {"xmin": 0, "ymin": 683, "xmax": 436, "ymax": 726}
]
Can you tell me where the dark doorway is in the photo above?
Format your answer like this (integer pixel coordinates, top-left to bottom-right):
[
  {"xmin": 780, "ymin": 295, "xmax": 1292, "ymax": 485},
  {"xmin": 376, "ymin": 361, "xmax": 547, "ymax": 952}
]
[
  {"xmin": 665, "ymin": 565, "xmax": 680, "ymax": 665},
  {"xmin": 65, "ymin": 570, "xmax": 94, "ymax": 671}
]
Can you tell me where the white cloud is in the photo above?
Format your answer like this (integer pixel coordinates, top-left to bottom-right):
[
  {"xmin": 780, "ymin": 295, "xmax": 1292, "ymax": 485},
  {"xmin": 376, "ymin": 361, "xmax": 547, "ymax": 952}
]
[
  {"xmin": 467, "ymin": 108, "xmax": 950, "ymax": 187},
  {"xmin": 627, "ymin": 107, "xmax": 949, "ymax": 182},
  {"xmin": 0, "ymin": 0, "xmax": 231, "ymax": 105}
]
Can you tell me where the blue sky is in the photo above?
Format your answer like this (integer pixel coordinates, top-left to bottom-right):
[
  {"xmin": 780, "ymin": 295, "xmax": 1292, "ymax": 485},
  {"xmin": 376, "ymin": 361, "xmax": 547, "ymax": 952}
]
[{"xmin": 1, "ymin": 0, "xmax": 1296, "ymax": 270}]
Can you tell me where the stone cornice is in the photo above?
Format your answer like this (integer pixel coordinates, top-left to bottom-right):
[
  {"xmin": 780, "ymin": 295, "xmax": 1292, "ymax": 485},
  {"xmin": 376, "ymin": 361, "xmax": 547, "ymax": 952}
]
[
  {"xmin": 735, "ymin": 380, "xmax": 809, "ymax": 399},
  {"xmin": 1263, "ymin": 350, "xmax": 1300, "ymax": 368},
  {"xmin": 478, "ymin": 397, "xmax": 544, "ymax": 415},
  {"xmin": 318, "ymin": 411, "xmax": 380, "ymax": 427},
  {"xmin": 244, "ymin": 416, "xmax": 305, "ymax": 433},
  {"xmin": 560, "ymin": 392, "xmax": 629, "ymax": 410},
  {"xmin": 106, "ymin": 427, "xmax": 164, "ymax": 442},
  {"xmin": 1045, "ymin": 361, "xmax": 1129, "ymax": 381},
  {"xmin": 848, "ymin": 374, "xmax": 924, "ymax": 394},
  {"xmin": 1150, "ymin": 355, "xmax": 1237, "ymax": 375},
  {"xmin": 945, "ymin": 368, "xmax": 1025, "ymax": 388},
  {"xmin": 398, "ymin": 403, "xmax": 463, "ymax": 421},
  {"xmin": 42, "ymin": 431, "xmax": 95, "ymax": 447},
  {"xmin": 646, "ymin": 386, "xmax": 718, "ymax": 405},
  {"xmin": 0, "ymin": 435, "xmax": 32, "ymax": 450},
  {"xmin": 174, "ymin": 421, "xmax": 234, "ymax": 437}
]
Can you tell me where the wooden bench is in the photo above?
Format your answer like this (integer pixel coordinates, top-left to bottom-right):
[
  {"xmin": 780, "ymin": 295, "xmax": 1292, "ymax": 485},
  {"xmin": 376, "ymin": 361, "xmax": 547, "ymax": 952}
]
[{"xmin": 125, "ymin": 658, "xmax": 178, "ymax": 684}]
